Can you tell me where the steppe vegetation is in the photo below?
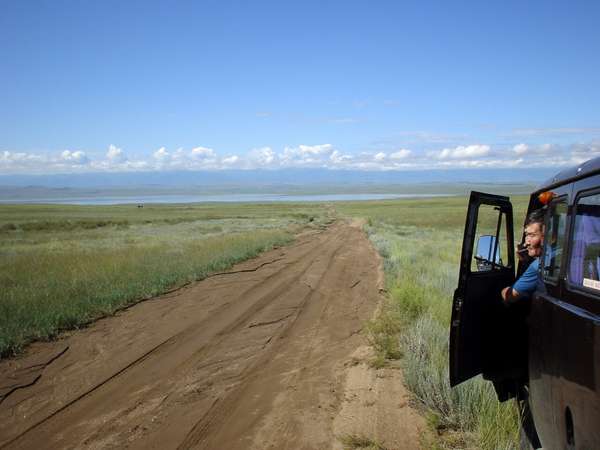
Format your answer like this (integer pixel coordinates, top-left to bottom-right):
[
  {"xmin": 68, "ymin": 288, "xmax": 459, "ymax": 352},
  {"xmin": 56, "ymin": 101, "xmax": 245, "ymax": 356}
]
[
  {"xmin": 336, "ymin": 195, "xmax": 529, "ymax": 450},
  {"xmin": 3, "ymin": 193, "xmax": 532, "ymax": 448},
  {"xmin": 0, "ymin": 202, "xmax": 330, "ymax": 357}
]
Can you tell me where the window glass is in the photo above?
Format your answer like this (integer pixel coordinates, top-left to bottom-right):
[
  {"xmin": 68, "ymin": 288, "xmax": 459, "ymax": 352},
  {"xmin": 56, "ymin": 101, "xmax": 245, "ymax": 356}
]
[
  {"xmin": 472, "ymin": 204, "xmax": 510, "ymax": 272},
  {"xmin": 542, "ymin": 199, "xmax": 568, "ymax": 281},
  {"xmin": 569, "ymin": 193, "xmax": 600, "ymax": 293}
]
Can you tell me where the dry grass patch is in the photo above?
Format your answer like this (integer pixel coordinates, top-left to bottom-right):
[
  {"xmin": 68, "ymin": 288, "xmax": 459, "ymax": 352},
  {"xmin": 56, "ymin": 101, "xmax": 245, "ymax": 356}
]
[{"xmin": 339, "ymin": 434, "xmax": 388, "ymax": 450}]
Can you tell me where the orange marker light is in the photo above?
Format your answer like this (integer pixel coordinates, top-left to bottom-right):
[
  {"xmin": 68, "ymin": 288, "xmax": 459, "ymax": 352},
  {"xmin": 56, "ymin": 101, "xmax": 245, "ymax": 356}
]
[{"xmin": 538, "ymin": 191, "xmax": 556, "ymax": 205}]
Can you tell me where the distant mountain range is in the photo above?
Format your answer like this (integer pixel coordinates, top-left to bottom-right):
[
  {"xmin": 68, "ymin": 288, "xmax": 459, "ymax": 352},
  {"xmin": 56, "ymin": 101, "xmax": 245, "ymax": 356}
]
[{"xmin": 0, "ymin": 168, "xmax": 557, "ymax": 188}]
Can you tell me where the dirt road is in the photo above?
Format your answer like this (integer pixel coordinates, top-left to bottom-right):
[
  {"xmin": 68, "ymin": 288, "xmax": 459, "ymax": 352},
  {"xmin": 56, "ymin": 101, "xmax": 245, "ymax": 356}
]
[{"xmin": 0, "ymin": 221, "xmax": 424, "ymax": 450}]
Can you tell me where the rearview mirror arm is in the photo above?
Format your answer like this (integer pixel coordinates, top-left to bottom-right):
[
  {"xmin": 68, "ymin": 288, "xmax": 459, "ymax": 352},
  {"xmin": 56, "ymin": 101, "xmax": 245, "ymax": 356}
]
[{"xmin": 492, "ymin": 210, "xmax": 503, "ymax": 269}]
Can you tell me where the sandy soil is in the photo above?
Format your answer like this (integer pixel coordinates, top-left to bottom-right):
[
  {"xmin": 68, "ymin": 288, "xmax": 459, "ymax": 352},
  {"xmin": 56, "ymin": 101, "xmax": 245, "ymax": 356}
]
[{"xmin": 0, "ymin": 221, "xmax": 424, "ymax": 450}]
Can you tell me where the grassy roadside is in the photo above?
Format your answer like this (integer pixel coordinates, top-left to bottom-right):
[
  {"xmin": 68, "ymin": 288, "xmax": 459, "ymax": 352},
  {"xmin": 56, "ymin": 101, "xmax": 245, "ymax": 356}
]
[
  {"xmin": 336, "ymin": 196, "xmax": 529, "ymax": 449},
  {"xmin": 0, "ymin": 202, "xmax": 330, "ymax": 358}
]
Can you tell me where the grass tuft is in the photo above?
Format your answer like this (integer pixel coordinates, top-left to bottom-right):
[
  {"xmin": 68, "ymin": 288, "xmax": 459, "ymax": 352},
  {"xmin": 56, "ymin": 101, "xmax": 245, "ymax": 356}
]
[
  {"xmin": 339, "ymin": 434, "xmax": 388, "ymax": 450},
  {"xmin": 365, "ymin": 306, "xmax": 403, "ymax": 363}
]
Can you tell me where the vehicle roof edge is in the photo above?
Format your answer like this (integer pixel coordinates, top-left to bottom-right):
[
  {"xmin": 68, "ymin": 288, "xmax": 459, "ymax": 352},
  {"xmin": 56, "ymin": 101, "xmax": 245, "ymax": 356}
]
[{"xmin": 535, "ymin": 156, "xmax": 600, "ymax": 193}]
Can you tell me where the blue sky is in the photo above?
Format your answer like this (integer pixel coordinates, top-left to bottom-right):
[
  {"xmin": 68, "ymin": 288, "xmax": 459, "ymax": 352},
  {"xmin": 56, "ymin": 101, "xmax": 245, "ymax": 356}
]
[{"xmin": 1, "ymin": 0, "xmax": 599, "ymax": 174}]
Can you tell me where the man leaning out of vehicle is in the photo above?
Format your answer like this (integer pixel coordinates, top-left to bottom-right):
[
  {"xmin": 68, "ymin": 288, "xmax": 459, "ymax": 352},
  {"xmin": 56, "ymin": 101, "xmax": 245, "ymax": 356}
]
[{"xmin": 501, "ymin": 209, "xmax": 545, "ymax": 304}]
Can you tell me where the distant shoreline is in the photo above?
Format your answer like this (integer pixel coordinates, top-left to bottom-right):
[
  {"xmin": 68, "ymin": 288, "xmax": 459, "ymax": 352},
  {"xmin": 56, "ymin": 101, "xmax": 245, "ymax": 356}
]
[{"xmin": 0, "ymin": 193, "xmax": 455, "ymax": 206}]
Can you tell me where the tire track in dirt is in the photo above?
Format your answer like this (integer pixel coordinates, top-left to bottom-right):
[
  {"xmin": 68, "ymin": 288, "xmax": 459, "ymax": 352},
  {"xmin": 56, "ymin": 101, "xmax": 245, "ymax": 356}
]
[
  {"xmin": 0, "ymin": 221, "xmax": 424, "ymax": 450},
  {"xmin": 177, "ymin": 234, "xmax": 348, "ymax": 450}
]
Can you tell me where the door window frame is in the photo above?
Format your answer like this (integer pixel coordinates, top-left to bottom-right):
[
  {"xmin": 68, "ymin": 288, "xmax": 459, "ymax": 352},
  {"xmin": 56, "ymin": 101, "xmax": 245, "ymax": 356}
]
[
  {"xmin": 565, "ymin": 187, "xmax": 600, "ymax": 300},
  {"xmin": 471, "ymin": 209, "xmax": 512, "ymax": 273},
  {"xmin": 541, "ymin": 195, "xmax": 569, "ymax": 287}
]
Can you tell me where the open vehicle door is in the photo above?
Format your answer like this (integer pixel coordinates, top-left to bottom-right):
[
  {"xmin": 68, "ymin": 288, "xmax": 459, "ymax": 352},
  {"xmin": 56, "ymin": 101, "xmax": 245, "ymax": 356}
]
[{"xmin": 449, "ymin": 192, "xmax": 525, "ymax": 400}]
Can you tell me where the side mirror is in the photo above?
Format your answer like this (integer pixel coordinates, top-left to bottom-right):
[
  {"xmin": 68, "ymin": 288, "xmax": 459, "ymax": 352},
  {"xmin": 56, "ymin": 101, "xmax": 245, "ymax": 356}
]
[{"xmin": 475, "ymin": 235, "xmax": 502, "ymax": 271}]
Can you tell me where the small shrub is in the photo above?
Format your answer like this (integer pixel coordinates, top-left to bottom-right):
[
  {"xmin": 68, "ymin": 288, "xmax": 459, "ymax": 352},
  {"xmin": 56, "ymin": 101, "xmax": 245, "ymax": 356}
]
[
  {"xmin": 0, "ymin": 223, "xmax": 18, "ymax": 232},
  {"xmin": 339, "ymin": 434, "xmax": 388, "ymax": 450},
  {"xmin": 365, "ymin": 308, "xmax": 403, "ymax": 361}
]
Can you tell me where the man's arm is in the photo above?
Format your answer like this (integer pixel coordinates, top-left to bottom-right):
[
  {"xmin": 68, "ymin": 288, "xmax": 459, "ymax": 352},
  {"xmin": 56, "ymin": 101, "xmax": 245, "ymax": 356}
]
[
  {"xmin": 501, "ymin": 286, "xmax": 522, "ymax": 304},
  {"xmin": 502, "ymin": 259, "xmax": 539, "ymax": 304}
]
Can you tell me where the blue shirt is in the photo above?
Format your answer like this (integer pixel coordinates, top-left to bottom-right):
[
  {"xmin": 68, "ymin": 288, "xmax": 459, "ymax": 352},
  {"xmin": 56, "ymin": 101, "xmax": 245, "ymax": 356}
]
[{"xmin": 512, "ymin": 258, "xmax": 540, "ymax": 298}]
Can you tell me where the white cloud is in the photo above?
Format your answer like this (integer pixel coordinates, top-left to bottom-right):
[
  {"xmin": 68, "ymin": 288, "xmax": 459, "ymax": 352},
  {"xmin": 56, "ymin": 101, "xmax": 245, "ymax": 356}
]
[
  {"xmin": 171, "ymin": 148, "xmax": 185, "ymax": 161},
  {"xmin": 438, "ymin": 158, "xmax": 525, "ymax": 168},
  {"xmin": 512, "ymin": 143, "xmax": 557, "ymax": 156},
  {"xmin": 390, "ymin": 149, "xmax": 411, "ymax": 159},
  {"xmin": 190, "ymin": 146, "xmax": 215, "ymax": 159},
  {"xmin": 297, "ymin": 144, "xmax": 333, "ymax": 155},
  {"xmin": 329, "ymin": 150, "xmax": 353, "ymax": 165},
  {"xmin": 153, "ymin": 147, "xmax": 169, "ymax": 161},
  {"xmin": 2, "ymin": 140, "xmax": 599, "ymax": 175},
  {"xmin": 513, "ymin": 143, "xmax": 529, "ymax": 155},
  {"xmin": 0, "ymin": 151, "xmax": 44, "ymax": 170},
  {"xmin": 570, "ymin": 141, "xmax": 600, "ymax": 164},
  {"xmin": 222, "ymin": 155, "xmax": 239, "ymax": 165},
  {"xmin": 249, "ymin": 147, "xmax": 276, "ymax": 167},
  {"xmin": 148, "ymin": 146, "xmax": 221, "ymax": 170},
  {"xmin": 60, "ymin": 150, "xmax": 89, "ymax": 165},
  {"xmin": 279, "ymin": 144, "xmax": 335, "ymax": 167},
  {"xmin": 438, "ymin": 145, "xmax": 491, "ymax": 159},
  {"xmin": 106, "ymin": 144, "xmax": 127, "ymax": 163}
]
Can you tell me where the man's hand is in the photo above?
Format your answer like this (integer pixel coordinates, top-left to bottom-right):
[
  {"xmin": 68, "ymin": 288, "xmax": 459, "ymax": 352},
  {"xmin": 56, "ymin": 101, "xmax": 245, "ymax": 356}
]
[
  {"xmin": 516, "ymin": 243, "xmax": 529, "ymax": 263},
  {"xmin": 502, "ymin": 286, "xmax": 521, "ymax": 304}
]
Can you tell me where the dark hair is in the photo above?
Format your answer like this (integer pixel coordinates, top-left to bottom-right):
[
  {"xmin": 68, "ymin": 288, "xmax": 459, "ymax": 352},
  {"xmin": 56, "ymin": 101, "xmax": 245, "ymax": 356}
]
[{"xmin": 525, "ymin": 209, "xmax": 545, "ymax": 227}]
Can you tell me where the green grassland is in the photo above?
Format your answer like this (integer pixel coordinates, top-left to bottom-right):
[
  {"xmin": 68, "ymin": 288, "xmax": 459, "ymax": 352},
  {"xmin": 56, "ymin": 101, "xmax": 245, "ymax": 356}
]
[
  {"xmin": 336, "ymin": 195, "xmax": 529, "ymax": 449},
  {"xmin": 2, "ymin": 193, "xmax": 531, "ymax": 449},
  {"xmin": 0, "ymin": 202, "xmax": 332, "ymax": 357}
]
